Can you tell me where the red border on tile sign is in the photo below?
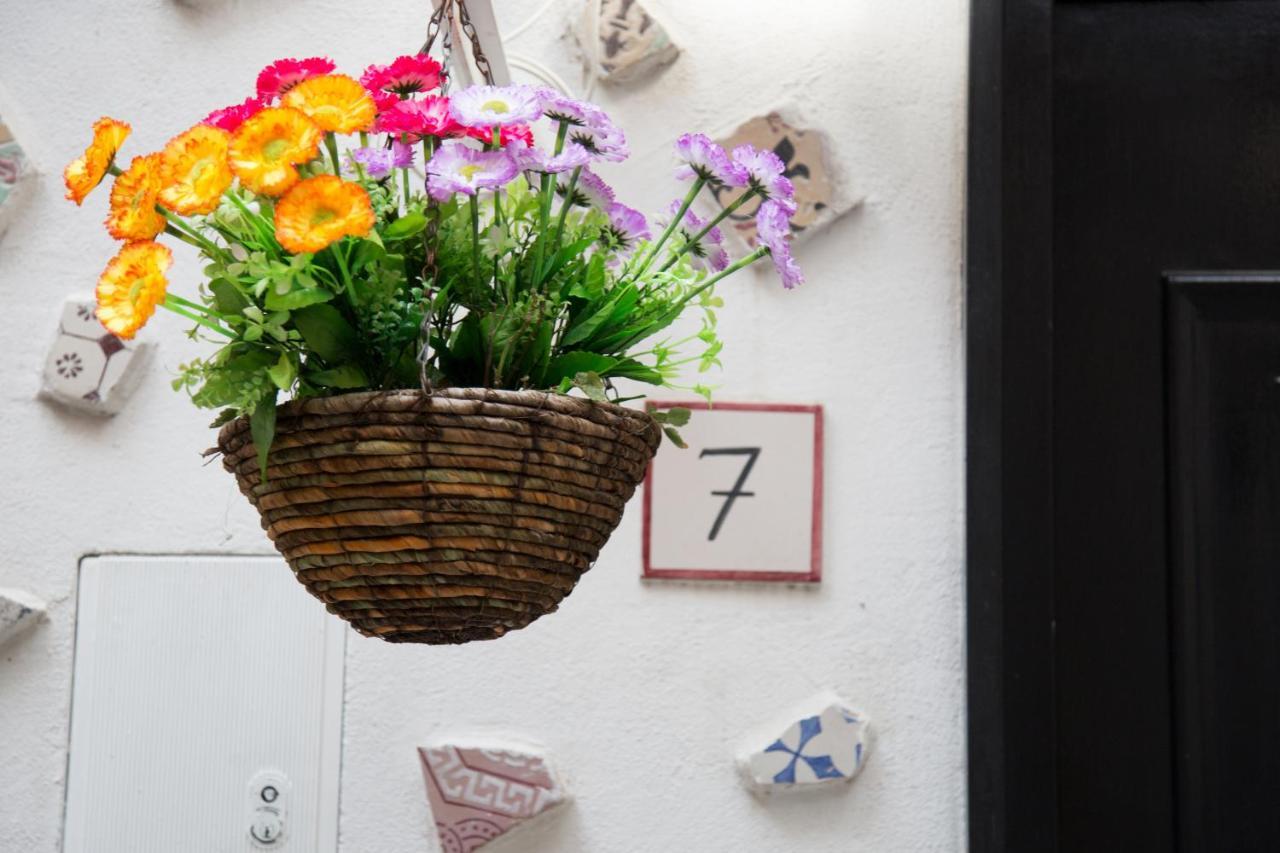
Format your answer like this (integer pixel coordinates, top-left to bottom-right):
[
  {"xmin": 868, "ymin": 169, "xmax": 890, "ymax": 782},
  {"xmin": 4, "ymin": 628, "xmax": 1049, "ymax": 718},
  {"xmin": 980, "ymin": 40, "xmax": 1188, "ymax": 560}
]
[{"xmin": 641, "ymin": 401, "xmax": 824, "ymax": 583}]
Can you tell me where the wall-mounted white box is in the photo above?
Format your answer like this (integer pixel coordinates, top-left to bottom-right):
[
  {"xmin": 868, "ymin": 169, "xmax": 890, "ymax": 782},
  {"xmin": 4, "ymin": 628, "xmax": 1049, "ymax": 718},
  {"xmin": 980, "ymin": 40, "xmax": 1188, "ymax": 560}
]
[{"xmin": 63, "ymin": 556, "xmax": 345, "ymax": 852}]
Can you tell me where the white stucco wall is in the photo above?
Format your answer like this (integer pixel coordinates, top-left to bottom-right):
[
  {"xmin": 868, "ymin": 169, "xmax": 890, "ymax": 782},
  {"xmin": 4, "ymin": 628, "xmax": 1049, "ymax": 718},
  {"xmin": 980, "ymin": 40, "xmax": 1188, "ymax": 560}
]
[{"xmin": 0, "ymin": 0, "xmax": 968, "ymax": 850}]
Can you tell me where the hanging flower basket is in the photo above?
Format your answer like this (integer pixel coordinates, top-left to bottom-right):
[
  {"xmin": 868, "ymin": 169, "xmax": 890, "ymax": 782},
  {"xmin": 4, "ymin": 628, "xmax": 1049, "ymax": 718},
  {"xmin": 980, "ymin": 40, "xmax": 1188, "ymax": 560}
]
[
  {"xmin": 63, "ymin": 0, "xmax": 805, "ymax": 644},
  {"xmin": 216, "ymin": 388, "xmax": 659, "ymax": 643}
]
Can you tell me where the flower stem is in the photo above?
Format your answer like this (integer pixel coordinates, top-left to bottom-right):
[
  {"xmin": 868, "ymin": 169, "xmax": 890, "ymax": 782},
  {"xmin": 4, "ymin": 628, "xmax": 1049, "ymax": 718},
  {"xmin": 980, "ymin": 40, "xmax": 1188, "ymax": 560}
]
[
  {"xmin": 330, "ymin": 243, "xmax": 357, "ymax": 304},
  {"xmin": 324, "ymin": 134, "xmax": 342, "ymax": 175},
  {"xmin": 469, "ymin": 193, "xmax": 482, "ymax": 289},
  {"xmin": 634, "ymin": 177, "xmax": 707, "ymax": 279},
  {"xmin": 162, "ymin": 296, "xmax": 234, "ymax": 337},
  {"xmin": 548, "ymin": 165, "xmax": 582, "ymax": 261},
  {"xmin": 660, "ymin": 189, "xmax": 758, "ymax": 272},
  {"xmin": 669, "ymin": 247, "xmax": 767, "ymax": 315}
]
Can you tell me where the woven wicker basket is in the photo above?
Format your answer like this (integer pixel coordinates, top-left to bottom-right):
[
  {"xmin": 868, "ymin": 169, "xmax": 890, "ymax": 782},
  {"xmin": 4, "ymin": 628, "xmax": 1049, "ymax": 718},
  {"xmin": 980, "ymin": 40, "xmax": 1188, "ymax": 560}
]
[{"xmin": 216, "ymin": 388, "xmax": 661, "ymax": 644}]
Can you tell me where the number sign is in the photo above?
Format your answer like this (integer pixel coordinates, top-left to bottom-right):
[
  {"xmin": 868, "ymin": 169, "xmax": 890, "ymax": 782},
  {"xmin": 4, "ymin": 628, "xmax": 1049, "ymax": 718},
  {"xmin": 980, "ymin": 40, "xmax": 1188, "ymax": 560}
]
[{"xmin": 643, "ymin": 401, "xmax": 823, "ymax": 582}]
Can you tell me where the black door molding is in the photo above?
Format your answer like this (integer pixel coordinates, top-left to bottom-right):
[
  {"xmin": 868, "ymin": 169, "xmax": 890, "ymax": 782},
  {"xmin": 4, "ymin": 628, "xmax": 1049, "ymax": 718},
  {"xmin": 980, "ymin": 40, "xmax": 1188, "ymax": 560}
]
[{"xmin": 966, "ymin": 1, "xmax": 1058, "ymax": 850}]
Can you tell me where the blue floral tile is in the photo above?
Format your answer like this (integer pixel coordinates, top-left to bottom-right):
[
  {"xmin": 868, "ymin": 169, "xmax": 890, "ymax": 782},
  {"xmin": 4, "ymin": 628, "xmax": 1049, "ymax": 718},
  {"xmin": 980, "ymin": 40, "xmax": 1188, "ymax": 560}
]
[{"xmin": 741, "ymin": 698, "xmax": 870, "ymax": 793}]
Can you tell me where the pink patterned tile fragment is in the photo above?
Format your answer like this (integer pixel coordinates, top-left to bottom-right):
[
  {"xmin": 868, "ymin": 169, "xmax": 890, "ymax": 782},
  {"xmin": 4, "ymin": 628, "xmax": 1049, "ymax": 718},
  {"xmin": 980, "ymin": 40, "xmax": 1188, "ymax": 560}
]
[{"xmin": 419, "ymin": 744, "xmax": 566, "ymax": 852}]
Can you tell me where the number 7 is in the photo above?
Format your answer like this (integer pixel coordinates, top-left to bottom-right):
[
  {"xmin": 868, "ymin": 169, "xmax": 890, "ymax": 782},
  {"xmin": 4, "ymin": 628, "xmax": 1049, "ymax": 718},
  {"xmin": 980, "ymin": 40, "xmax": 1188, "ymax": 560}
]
[{"xmin": 699, "ymin": 447, "xmax": 762, "ymax": 541}]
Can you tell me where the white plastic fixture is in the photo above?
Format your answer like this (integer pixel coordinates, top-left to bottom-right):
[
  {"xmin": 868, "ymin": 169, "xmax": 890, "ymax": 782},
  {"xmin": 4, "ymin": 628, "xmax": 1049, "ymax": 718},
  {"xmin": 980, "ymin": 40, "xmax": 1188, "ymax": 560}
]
[{"xmin": 63, "ymin": 556, "xmax": 345, "ymax": 852}]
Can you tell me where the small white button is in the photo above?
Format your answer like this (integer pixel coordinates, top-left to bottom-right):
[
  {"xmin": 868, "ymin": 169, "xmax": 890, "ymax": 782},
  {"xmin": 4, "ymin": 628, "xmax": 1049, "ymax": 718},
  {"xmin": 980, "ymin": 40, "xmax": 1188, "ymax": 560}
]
[{"xmin": 249, "ymin": 808, "xmax": 282, "ymax": 845}]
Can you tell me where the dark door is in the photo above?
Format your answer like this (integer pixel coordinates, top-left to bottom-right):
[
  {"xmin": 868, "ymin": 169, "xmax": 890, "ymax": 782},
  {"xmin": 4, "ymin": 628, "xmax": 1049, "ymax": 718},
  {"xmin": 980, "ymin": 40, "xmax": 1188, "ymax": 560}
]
[{"xmin": 968, "ymin": 3, "xmax": 1280, "ymax": 851}]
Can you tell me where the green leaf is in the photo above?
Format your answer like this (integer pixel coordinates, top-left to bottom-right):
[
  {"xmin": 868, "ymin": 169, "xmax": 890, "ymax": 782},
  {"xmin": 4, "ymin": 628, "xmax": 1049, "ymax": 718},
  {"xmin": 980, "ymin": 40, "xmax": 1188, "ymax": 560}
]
[
  {"xmin": 292, "ymin": 303, "xmax": 361, "ymax": 364},
  {"xmin": 307, "ymin": 363, "xmax": 370, "ymax": 389},
  {"xmin": 383, "ymin": 211, "xmax": 427, "ymax": 241},
  {"xmin": 351, "ymin": 237, "xmax": 386, "ymax": 270},
  {"xmin": 209, "ymin": 278, "xmax": 250, "ymax": 314},
  {"xmin": 544, "ymin": 351, "xmax": 618, "ymax": 387},
  {"xmin": 568, "ymin": 254, "xmax": 606, "ymax": 300},
  {"xmin": 606, "ymin": 358, "xmax": 663, "ymax": 385},
  {"xmin": 267, "ymin": 352, "xmax": 296, "ymax": 390},
  {"xmin": 208, "ymin": 408, "xmax": 239, "ymax": 428},
  {"xmin": 264, "ymin": 285, "xmax": 334, "ymax": 311},
  {"xmin": 662, "ymin": 425, "xmax": 688, "ymax": 448},
  {"xmin": 573, "ymin": 370, "xmax": 609, "ymax": 402},
  {"xmin": 650, "ymin": 406, "xmax": 692, "ymax": 427},
  {"xmin": 250, "ymin": 392, "xmax": 277, "ymax": 481},
  {"xmin": 540, "ymin": 236, "xmax": 595, "ymax": 281}
]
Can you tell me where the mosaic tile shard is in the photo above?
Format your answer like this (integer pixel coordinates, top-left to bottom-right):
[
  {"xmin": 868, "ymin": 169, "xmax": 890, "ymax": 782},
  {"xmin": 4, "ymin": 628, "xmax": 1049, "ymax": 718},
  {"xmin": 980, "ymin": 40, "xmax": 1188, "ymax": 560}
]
[
  {"xmin": 576, "ymin": 0, "xmax": 680, "ymax": 86},
  {"xmin": 40, "ymin": 296, "xmax": 153, "ymax": 416},
  {"xmin": 419, "ymin": 742, "xmax": 567, "ymax": 851},
  {"xmin": 0, "ymin": 588, "xmax": 46, "ymax": 647},
  {"xmin": 740, "ymin": 697, "xmax": 871, "ymax": 794},
  {"xmin": 711, "ymin": 110, "xmax": 862, "ymax": 247},
  {"xmin": 0, "ymin": 113, "xmax": 35, "ymax": 240}
]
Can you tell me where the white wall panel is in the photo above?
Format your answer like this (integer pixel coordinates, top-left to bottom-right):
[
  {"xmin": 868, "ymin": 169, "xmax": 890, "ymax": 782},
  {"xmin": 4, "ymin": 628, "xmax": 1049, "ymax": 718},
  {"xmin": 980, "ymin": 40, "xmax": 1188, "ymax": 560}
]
[{"xmin": 63, "ymin": 556, "xmax": 344, "ymax": 852}]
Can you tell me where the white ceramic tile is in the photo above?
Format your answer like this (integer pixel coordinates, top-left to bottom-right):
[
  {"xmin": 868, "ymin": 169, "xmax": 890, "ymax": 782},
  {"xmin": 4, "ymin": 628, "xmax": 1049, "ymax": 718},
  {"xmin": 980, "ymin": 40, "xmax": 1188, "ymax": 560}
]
[
  {"xmin": 0, "ymin": 113, "xmax": 35, "ymax": 241},
  {"xmin": 575, "ymin": 0, "xmax": 680, "ymax": 86},
  {"xmin": 0, "ymin": 587, "xmax": 46, "ymax": 647},
  {"xmin": 419, "ymin": 738, "xmax": 568, "ymax": 850},
  {"xmin": 39, "ymin": 296, "xmax": 153, "ymax": 416},
  {"xmin": 739, "ymin": 695, "xmax": 871, "ymax": 794},
  {"xmin": 709, "ymin": 108, "xmax": 864, "ymax": 249}
]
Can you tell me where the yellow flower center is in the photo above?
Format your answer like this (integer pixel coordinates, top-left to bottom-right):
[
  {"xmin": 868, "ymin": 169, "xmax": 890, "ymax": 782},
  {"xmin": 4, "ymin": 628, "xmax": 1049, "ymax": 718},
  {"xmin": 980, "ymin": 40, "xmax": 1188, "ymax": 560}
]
[
  {"xmin": 127, "ymin": 279, "xmax": 145, "ymax": 305},
  {"xmin": 481, "ymin": 100, "xmax": 510, "ymax": 114},
  {"xmin": 459, "ymin": 164, "xmax": 484, "ymax": 181},
  {"xmin": 310, "ymin": 207, "xmax": 337, "ymax": 226},
  {"xmin": 262, "ymin": 138, "xmax": 290, "ymax": 162}
]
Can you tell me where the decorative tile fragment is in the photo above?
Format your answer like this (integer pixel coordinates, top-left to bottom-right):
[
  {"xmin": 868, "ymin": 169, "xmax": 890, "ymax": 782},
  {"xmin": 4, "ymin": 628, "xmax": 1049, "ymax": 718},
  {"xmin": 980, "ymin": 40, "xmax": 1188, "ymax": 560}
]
[
  {"xmin": 739, "ymin": 697, "xmax": 870, "ymax": 794},
  {"xmin": 0, "ymin": 113, "xmax": 36, "ymax": 240},
  {"xmin": 575, "ymin": 0, "xmax": 680, "ymax": 86},
  {"xmin": 40, "ymin": 297, "xmax": 153, "ymax": 416},
  {"xmin": 0, "ymin": 588, "xmax": 46, "ymax": 647},
  {"xmin": 419, "ymin": 741, "xmax": 567, "ymax": 851},
  {"xmin": 711, "ymin": 111, "xmax": 861, "ymax": 247}
]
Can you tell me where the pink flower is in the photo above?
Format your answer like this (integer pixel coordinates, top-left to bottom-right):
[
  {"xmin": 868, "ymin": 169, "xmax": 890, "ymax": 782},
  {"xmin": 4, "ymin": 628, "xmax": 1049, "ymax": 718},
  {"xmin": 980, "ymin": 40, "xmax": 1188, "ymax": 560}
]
[
  {"xmin": 508, "ymin": 140, "xmax": 590, "ymax": 174},
  {"xmin": 603, "ymin": 202, "xmax": 650, "ymax": 258},
  {"xmin": 468, "ymin": 123, "xmax": 535, "ymax": 147},
  {"xmin": 255, "ymin": 56, "xmax": 336, "ymax": 101},
  {"xmin": 375, "ymin": 96, "xmax": 460, "ymax": 140},
  {"xmin": 426, "ymin": 141, "xmax": 520, "ymax": 201},
  {"xmin": 360, "ymin": 55, "xmax": 444, "ymax": 98},
  {"xmin": 450, "ymin": 84, "xmax": 543, "ymax": 128},
  {"xmin": 569, "ymin": 117, "xmax": 629, "ymax": 163},
  {"xmin": 755, "ymin": 199, "xmax": 803, "ymax": 289},
  {"xmin": 202, "ymin": 95, "xmax": 270, "ymax": 133}
]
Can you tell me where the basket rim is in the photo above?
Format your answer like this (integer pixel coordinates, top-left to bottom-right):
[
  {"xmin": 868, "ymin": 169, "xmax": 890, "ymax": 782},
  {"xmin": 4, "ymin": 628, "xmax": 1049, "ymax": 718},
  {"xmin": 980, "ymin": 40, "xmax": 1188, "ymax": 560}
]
[{"xmin": 216, "ymin": 387, "xmax": 660, "ymax": 450}]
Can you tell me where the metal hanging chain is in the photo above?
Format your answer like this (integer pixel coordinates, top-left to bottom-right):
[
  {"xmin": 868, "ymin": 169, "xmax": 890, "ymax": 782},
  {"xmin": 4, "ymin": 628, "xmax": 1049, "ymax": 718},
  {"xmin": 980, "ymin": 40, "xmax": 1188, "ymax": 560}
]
[{"xmin": 415, "ymin": 0, "xmax": 496, "ymax": 392}]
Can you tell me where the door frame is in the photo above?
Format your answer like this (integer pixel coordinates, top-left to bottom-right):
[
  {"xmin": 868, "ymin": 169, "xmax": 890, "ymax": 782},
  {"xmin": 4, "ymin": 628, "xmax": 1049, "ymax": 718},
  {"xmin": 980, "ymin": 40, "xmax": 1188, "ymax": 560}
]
[{"xmin": 966, "ymin": 1, "xmax": 1059, "ymax": 850}]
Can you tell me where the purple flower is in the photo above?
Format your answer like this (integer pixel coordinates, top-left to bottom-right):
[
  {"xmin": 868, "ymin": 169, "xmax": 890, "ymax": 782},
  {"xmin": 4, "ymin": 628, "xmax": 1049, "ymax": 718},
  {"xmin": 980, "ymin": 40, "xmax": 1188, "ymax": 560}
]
[
  {"xmin": 557, "ymin": 168, "xmax": 615, "ymax": 209},
  {"xmin": 755, "ymin": 199, "xmax": 803, "ymax": 289},
  {"xmin": 658, "ymin": 199, "xmax": 729, "ymax": 273},
  {"xmin": 674, "ymin": 133, "xmax": 748, "ymax": 188},
  {"xmin": 426, "ymin": 141, "xmax": 520, "ymax": 201},
  {"xmin": 601, "ymin": 202, "xmax": 650, "ymax": 260},
  {"xmin": 347, "ymin": 141, "xmax": 415, "ymax": 179},
  {"xmin": 569, "ymin": 115, "xmax": 629, "ymax": 163},
  {"xmin": 449, "ymin": 84, "xmax": 543, "ymax": 128},
  {"xmin": 732, "ymin": 144, "xmax": 794, "ymax": 201},
  {"xmin": 507, "ymin": 140, "xmax": 591, "ymax": 174},
  {"xmin": 537, "ymin": 89, "xmax": 608, "ymax": 128}
]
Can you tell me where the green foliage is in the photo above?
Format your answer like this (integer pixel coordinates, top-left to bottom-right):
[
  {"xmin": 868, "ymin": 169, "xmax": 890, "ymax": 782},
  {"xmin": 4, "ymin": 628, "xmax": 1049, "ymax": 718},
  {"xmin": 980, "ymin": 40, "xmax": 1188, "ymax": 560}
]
[{"xmin": 170, "ymin": 175, "xmax": 729, "ymax": 463}]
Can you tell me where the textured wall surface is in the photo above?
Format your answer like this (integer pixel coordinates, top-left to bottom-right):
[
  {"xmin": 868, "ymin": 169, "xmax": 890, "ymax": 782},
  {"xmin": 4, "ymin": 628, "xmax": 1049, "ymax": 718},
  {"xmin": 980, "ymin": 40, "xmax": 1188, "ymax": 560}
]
[{"xmin": 0, "ymin": 0, "xmax": 968, "ymax": 850}]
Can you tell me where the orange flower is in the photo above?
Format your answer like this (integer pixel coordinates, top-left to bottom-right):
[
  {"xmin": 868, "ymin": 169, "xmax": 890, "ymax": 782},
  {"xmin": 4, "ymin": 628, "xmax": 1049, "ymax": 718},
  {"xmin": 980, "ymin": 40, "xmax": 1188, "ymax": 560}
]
[
  {"xmin": 158, "ymin": 125, "xmax": 233, "ymax": 215},
  {"xmin": 64, "ymin": 117, "xmax": 131, "ymax": 205},
  {"xmin": 228, "ymin": 107, "xmax": 323, "ymax": 196},
  {"xmin": 95, "ymin": 241, "xmax": 173, "ymax": 339},
  {"xmin": 105, "ymin": 154, "xmax": 166, "ymax": 241},
  {"xmin": 274, "ymin": 175, "xmax": 374, "ymax": 254},
  {"xmin": 281, "ymin": 74, "xmax": 376, "ymax": 134}
]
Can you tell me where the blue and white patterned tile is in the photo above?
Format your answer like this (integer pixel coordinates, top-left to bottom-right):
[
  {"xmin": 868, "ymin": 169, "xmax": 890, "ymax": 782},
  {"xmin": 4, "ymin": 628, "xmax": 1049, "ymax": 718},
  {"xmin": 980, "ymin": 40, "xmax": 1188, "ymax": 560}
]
[
  {"xmin": 0, "ymin": 113, "xmax": 35, "ymax": 241},
  {"xmin": 40, "ymin": 296, "xmax": 153, "ymax": 416},
  {"xmin": 740, "ymin": 696, "xmax": 871, "ymax": 794}
]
